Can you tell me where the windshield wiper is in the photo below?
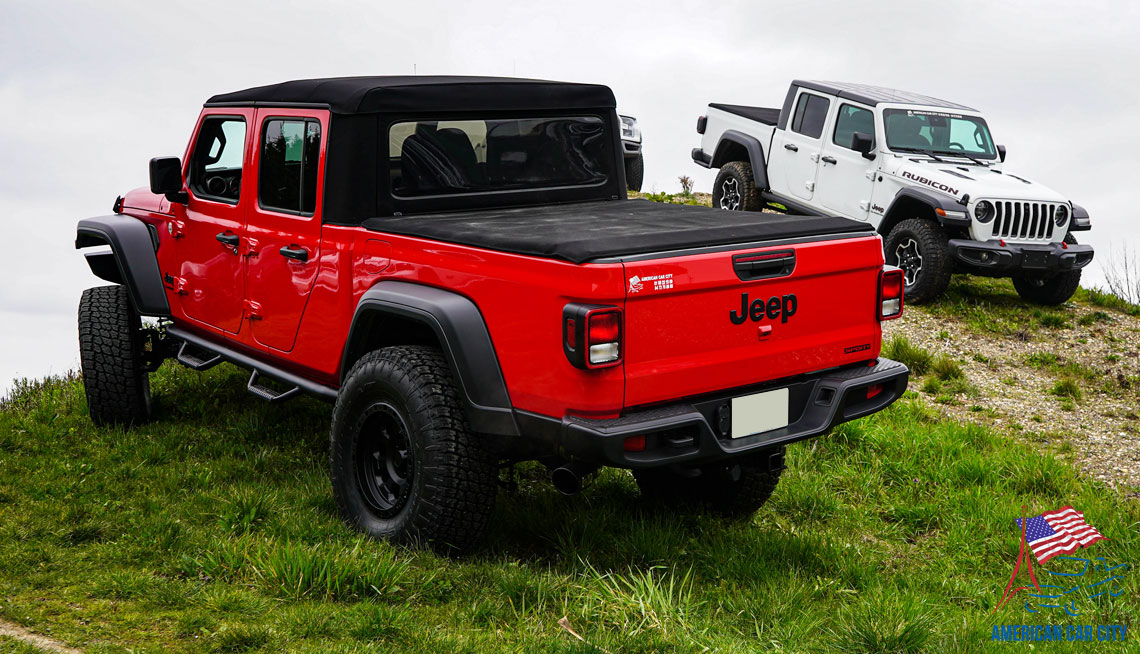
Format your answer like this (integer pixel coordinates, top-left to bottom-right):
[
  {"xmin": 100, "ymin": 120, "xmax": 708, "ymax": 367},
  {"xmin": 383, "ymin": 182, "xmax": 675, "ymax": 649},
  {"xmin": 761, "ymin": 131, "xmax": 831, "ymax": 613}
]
[
  {"xmin": 933, "ymin": 150, "xmax": 990, "ymax": 166},
  {"xmin": 892, "ymin": 146, "xmax": 944, "ymax": 162}
]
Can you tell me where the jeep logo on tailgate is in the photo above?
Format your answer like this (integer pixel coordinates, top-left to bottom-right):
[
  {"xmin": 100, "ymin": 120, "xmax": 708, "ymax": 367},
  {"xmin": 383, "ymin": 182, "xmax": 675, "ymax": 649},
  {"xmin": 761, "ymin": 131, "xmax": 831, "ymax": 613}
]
[{"xmin": 730, "ymin": 292, "xmax": 797, "ymax": 325}]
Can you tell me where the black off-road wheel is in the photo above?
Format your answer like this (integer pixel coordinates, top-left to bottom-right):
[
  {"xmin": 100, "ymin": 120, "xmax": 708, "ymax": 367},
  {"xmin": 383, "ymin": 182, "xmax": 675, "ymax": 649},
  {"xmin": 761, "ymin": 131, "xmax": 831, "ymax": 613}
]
[
  {"xmin": 712, "ymin": 161, "xmax": 762, "ymax": 212},
  {"xmin": 625, "ymin": 153, "xmax": 644, "ymax": 192},
  {"xmin": 884, "ymin": 218, "xmax": 953, "ymax": 304},
  {"xmin": 78, "ymin": 285, "xmax": 152, "ymax": 426},
  {"xmin": 1012, "ymin": 234, "xmax": 1083, "ymax": 306},
  {"xmin": 329, "ymin": 346, "xmax": 497, "ymax": 553},
  {"xmin": 633, "ymin": 448, "xmax": 785, "ymax": 517}
]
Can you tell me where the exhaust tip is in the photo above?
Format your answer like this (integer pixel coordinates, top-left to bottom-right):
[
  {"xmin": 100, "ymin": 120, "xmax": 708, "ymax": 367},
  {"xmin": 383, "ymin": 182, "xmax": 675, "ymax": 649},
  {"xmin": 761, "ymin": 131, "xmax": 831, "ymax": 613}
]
[{"xmin": 551, "ymin": 466, "xmax": 582, "ymax": 495}]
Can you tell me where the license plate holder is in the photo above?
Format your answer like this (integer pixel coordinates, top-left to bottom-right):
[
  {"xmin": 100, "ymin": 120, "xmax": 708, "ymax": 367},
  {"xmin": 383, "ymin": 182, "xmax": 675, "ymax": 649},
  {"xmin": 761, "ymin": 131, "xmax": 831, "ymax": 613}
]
[
  {"xmin": 730, "ymin": 388, "xmax": 789, "ymax": 438},
  {"xmin": 1022, "ymin": 249, "xmax": 1051, "ymax": 269}
]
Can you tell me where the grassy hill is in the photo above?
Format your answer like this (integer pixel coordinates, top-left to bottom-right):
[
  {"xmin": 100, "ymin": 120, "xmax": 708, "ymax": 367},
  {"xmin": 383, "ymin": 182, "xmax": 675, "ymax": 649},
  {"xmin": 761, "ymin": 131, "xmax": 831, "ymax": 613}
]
[{"xmin": 2, "ymin": 281, "xmax": 1139, "ymax": 650}]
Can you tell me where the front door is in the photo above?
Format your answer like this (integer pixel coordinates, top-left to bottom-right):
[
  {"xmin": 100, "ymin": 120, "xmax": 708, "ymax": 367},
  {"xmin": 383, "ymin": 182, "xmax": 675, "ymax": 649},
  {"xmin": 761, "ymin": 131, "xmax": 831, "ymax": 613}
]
[
  {"xmin": 171, "ymin": 111, "xmax": 253, "ymax": 334},
  {"xmin": 771, "ymin": 90, "xmax": 831, "ymax": 203},
  {"xmin": 243, "ymin": 109, "xmax": 328, "ymax": 352},
  {"xmin": 815, "ymin": 102, "xmax": 878, "ymax": 220}
]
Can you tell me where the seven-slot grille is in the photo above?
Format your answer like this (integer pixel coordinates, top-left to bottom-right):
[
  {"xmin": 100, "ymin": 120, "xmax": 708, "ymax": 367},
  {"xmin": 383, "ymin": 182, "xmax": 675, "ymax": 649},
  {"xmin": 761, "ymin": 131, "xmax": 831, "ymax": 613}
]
[{"xmin": 989, "ymin": 201, "xmax": 1061, "ymax": 241}]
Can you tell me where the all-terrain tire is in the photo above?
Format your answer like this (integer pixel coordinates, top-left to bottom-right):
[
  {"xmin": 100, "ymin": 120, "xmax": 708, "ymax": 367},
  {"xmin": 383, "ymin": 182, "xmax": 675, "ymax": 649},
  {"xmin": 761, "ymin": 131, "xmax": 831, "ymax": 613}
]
[
  {"xmin": 884, "ymin": 218, "xmax": 953, "ymax": 304},
  {"xmin": 625, "ymin": 153, "xmax": 644, "ymax": 192},
  {"xmin": 1012, "ymin": 234, "xmax": 1083, "ymax": 306},
  {"xmin": 78, "ymin": 285, "xmax": 152, "ymax": 426},
  {"xmin": 712, "ymin": 161, "xmax": 762, "ymax": 212},
  {"xmin": 633, "ymin": 448, "xmax": 785, "ymax": 517},
  {"xmin": 329, "ymin": 346, "xmax": 497, "ymax": 553}
]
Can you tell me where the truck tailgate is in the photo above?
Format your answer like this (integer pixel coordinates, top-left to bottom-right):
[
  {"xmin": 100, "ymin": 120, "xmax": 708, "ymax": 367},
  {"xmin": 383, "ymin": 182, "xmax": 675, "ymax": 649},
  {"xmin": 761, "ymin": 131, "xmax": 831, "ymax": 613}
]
[{"xmin": 623, "ymin": 235, "xmax": 885, "ymax": 408}]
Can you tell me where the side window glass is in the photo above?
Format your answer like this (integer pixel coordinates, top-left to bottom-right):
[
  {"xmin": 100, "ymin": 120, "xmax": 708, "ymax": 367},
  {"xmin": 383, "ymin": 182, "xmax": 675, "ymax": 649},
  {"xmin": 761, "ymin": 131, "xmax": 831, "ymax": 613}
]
[
  {"xmin": 833, "ymin": 104, "xmax": 875, "ymax": 149},
  {"xmin": 790, "ymin": 93, "xmax": 830, "ymax": 139},
  {"xmin": 188, "ymin": 117, "xmax": 246, "ymax": 203},
  {"xmin": 259, "ymin": 119, "xmax": 322, "ymax": 215}
]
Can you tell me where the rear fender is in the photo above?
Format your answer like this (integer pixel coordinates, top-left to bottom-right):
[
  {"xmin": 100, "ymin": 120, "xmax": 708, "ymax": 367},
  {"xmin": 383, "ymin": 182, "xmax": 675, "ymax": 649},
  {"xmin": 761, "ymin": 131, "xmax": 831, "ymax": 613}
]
[
  {"xmin": 341, "ymin": 281, "xmax": 518, "ymax": 437},
  {"xmin": 711, "ymin": 130, "xmax": 770, "ymax": 190},
  {"xmin": 75, "ymin": 215, "xmax": 170, "ymax": 316}
]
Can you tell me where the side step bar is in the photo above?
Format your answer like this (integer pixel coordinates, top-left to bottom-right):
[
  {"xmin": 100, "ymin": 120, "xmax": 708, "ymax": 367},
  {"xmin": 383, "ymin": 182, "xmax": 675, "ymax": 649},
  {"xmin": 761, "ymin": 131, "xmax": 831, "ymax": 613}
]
[{"xmin": 166, "ymin": 326, "xmax": 337, "ymax": 403}]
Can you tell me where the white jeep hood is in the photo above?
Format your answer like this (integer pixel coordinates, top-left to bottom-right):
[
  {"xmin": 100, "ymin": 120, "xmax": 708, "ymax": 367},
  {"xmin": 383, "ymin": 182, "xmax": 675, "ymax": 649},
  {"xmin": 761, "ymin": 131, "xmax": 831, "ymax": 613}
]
[{"xmin": 885, "ymin": 157, "xmax": 1068, "ymax": 204}]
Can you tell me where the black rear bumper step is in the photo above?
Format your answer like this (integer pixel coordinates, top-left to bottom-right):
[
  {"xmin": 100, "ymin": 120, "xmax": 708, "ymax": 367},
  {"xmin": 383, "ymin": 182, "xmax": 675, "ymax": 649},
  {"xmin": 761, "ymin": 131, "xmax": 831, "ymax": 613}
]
[{"xmin": 166, "ymin": 326, "xmax": 337, "ymax": 402}]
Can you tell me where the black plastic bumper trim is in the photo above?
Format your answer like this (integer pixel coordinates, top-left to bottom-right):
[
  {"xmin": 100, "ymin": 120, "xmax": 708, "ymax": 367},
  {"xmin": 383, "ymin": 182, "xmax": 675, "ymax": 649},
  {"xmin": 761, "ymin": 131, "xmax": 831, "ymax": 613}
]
[
  {"xmin": 948, "ymin": 238, "xmax": 1094, "ymax": 273},
  {"xmin": 515, "ymin": 358, "xmax": 909, "ymax": 468},
  {"xmin": 692, "ymin": 147, "xmax": 712, "ymax": 168}
]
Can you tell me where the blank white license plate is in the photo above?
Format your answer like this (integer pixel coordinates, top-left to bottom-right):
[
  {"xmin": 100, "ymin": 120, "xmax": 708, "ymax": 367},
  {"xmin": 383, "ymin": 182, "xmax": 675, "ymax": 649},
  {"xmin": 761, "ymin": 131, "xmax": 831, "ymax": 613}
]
[{"xmin": 731, "ymin": 388, "xmax": 789, "ymax": 438}]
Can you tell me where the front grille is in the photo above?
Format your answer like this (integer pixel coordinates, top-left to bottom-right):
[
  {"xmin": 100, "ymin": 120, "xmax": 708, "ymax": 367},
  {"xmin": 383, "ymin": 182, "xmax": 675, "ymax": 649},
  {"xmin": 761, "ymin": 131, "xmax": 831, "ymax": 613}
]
[{"xmin": 990, "ymin": 201, "xmax": 1059, "ymax": 241}]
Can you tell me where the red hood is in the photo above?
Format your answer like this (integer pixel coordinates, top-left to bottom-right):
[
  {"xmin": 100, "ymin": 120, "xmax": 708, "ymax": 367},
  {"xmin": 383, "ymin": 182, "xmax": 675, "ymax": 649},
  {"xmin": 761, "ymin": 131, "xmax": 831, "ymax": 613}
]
[{"xmin": 122, "ymin": 186, "xmax": 170, "ymax": 214}]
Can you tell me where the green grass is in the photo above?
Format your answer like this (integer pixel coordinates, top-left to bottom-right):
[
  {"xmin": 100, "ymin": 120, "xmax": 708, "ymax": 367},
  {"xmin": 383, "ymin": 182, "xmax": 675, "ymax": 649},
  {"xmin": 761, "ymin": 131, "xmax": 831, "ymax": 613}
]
[
  {"xmin": 1080, "ymin": 287, "xmax": 1140, "ymax": 316},
  {"xmin": 920, "ymin": 277, "xmax": 1091, "ymax": 336},
  {"xmin": 882, "ymin": 335, "xmax": 933, "ymax": 376},
  {"xmin": 1, "ymin": 366, "xmax": 1138, "ymax": 652}
]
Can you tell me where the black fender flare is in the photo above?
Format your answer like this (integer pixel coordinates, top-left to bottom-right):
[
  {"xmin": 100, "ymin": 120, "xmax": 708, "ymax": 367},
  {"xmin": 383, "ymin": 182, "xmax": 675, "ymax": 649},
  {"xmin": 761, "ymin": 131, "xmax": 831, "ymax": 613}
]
[
  {"xmin": 879, "ymin": 187, "xmax": 970, "ymax": 235},
  {"xmin": 711, "ymin": 130, "xmax": 770, "ymax": 190},
  {"xmin": 340, "ymin": 281, "xmax": 518, "ymax": 437},
  {"xmin": 75, "ymin": 215, "xmax": 171, "ymax": 317}
]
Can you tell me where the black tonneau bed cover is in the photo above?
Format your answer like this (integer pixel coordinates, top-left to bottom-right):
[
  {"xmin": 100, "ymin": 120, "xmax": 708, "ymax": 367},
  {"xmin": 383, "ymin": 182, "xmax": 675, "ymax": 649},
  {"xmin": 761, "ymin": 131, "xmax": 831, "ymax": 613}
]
[
  {"xmin": 364, "ymin": 200, "xmax": 873, "ymax": 264},
  {"xmin": 709, "ymin": 103, "xmax": 781, "ymax": 126}
]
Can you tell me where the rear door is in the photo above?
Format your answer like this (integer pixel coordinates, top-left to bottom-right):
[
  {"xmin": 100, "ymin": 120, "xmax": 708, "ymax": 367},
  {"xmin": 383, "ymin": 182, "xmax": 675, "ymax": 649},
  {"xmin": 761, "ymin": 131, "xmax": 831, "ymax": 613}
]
[
  {"xmin": 243, "ymin": 109, "xmax": 328, "ymax": 352},
  {"xmin": 622, "ymin": 235, "xmax": 884, "ymax": 408},
  {"xmin": 815, "ymin": 102, "xmax": 878, "ymax": 220},
  {"xmin": 170, "ymin": 110, "xmax": 253, "ymax": 334},
  {"xmin": 769, "ymin": 90, "xmax": 831, "ymax": 202}
]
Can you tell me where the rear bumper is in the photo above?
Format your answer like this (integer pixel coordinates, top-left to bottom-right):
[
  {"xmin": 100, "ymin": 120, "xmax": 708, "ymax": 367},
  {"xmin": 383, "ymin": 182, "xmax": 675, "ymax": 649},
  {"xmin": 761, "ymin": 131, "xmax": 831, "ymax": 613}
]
[
  {"xmin": 948, "ymin": 238, "xmax": 1094, "ymax": 274},
  {"xmin": 692, "ymin": 147, "xmax": 712, "ymax": 168},
  {"xmin": 515, "ymin": 358, "xmax": 908, "ymax": 469}
]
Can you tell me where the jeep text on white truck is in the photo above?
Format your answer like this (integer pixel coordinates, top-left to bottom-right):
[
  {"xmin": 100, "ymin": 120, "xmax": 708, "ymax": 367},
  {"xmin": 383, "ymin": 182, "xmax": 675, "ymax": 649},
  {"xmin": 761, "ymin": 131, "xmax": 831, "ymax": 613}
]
[{"xmin": 692, "ymin": 80, "xmax": 1094, "ymax": 304}]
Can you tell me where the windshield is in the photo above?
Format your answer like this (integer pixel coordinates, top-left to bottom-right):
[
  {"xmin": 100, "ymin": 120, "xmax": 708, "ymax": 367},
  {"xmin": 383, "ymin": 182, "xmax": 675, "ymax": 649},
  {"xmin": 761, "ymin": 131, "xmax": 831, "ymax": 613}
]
[
  {"xmin": 884, "ymin": 108, "xmax": 996, "ymax": 160},
  {"xmin": 389, "ymin": 116, "xmax": 610, "ymax": 197}
]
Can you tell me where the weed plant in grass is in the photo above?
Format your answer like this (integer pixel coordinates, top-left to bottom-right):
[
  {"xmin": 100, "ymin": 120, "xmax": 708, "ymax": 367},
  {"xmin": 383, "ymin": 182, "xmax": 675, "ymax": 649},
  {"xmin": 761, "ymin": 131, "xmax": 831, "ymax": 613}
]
[
  {"xmin": 1, "ymin": 366, "xmax": 1138, "ymax": 652},
  {"xmin": 882, "ymin": 335, "xmax": 933, "ymax": 376}
]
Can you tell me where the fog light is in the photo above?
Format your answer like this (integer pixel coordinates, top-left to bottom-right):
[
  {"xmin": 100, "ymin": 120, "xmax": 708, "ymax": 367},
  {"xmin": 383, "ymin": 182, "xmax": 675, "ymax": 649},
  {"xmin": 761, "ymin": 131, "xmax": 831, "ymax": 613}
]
[{"xmin": 866, "ymin": 383, "xmax": 883, "ymax": 399}]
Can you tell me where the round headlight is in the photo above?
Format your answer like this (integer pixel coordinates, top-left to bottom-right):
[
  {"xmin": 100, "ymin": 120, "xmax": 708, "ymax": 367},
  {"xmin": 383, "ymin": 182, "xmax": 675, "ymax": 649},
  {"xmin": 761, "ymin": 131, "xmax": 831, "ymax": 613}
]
[
  {"xmin": 1054, "ymin": 204, "xmax": 1068, "ymax": 226},
  {"xmin": 974, "ymin": 200, "xmax": 994, "ymax": 223}
]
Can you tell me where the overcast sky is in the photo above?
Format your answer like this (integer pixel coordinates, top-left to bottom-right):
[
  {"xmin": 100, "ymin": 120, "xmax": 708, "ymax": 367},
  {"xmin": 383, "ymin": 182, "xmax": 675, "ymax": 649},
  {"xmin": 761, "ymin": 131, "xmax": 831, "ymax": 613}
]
[{"xmin": 2, "ymin": 0, "xmax": 1138, "ymax": 395}]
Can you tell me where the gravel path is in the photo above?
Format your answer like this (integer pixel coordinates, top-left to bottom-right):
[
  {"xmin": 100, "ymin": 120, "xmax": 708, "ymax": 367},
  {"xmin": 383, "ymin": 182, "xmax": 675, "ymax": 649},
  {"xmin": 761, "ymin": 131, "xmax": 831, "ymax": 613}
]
[{"xmin": 884, "ymin": 302, "xmax": 1140, "ymax": 493}]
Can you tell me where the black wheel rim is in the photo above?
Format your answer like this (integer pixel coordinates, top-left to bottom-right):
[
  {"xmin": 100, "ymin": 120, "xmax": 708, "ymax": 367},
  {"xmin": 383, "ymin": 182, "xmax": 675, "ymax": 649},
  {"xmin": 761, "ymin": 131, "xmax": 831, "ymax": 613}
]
[
  {"xmin": 719, "ymin": 177, "xmax": 741, "ymax": 210},
  {"xmin": 355, "ymin": 402, "xmax": 414, "ymax": 518},
  {"xmin": 894, "ymin": 238, "xmax": 923, "ymax": 287}
]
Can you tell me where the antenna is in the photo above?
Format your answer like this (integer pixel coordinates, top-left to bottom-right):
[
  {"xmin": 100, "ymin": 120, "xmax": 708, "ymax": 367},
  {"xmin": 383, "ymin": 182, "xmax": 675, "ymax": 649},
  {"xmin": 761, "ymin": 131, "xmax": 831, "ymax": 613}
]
[{"xmin": 413, "ymin": 63, "xmax": 417, "ymax": 75}]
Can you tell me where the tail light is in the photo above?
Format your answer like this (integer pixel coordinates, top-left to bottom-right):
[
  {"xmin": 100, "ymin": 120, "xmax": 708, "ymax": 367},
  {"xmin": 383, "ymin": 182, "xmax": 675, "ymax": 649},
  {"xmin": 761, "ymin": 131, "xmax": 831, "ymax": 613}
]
[
  {"xmin": 696, "ymin": 115, "xmax": 707, "ymax": 134},
  {"xmin": 563, "ymin": 304, "xmax": 623, "ymax": 369},
  {"xmin": 879, "ymin": 267, "xmax": 904, "ymax": 320}
]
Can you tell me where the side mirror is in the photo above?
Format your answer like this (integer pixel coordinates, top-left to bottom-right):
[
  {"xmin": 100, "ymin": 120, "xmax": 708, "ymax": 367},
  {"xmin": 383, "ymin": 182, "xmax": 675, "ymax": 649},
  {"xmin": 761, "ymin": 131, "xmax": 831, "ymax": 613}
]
[
  {"xmin": 149, "ymin": 157, "xmax": 187, "ymax": 203},
  {"xmin": 996, "ymin": 145, "xmax": 1007, "ymax": 162},
  {"xmin": 850, "ymin": 132, "xmax": 875, "ymax": 160}
]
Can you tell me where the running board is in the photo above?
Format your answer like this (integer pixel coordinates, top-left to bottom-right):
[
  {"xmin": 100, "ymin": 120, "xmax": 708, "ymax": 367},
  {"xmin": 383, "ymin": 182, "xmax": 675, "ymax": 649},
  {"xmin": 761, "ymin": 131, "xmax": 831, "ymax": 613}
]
[
  {"xmin": 166, "ymin": 326, "xmax": 338, "ymax": 402},
  {"xmin": 176, "ymin": 341, "xmax": 223, "ymax": 370},
  {"xmin": 246, "ymin": 370, "xmax": 301, "ymax": 402}
]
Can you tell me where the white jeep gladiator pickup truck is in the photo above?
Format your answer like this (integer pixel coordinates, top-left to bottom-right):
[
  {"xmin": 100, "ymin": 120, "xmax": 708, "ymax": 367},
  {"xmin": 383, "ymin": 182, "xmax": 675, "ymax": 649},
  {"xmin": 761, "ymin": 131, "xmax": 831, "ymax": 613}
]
[{"xmin": 692, "ymin": 80, "xmax": 1094, "ymax": 304}]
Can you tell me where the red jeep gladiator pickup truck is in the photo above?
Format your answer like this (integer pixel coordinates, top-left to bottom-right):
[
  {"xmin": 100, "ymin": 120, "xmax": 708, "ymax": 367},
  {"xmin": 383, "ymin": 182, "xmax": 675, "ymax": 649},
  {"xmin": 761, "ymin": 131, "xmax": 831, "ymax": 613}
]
[{"xmin": 75, "ymin": 76, "xmax": 908, "ymax": 552}]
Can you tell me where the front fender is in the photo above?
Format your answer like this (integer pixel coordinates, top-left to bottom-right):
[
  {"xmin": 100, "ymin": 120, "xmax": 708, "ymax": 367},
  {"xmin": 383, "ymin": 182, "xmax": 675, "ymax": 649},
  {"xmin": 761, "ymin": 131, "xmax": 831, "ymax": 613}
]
[
  {"xmin": 882, "ymin": 187, "xmax": 970, "ymax": 232},
  {"xmin": 75, "ymin": 215, "xmax": 170, "ymax": 316}
]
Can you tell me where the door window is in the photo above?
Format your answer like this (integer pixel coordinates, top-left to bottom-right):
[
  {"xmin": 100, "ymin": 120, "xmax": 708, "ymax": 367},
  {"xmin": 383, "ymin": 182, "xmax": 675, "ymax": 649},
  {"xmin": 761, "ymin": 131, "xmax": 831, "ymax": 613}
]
[
  {"xmin": 188, "ymin": 117, "xmax": 246, "ymax": 204},
  {"xmin": 790, "ymin": 93, "xmax": 830, "ymax": 139},
  {"xmin": 259, "ymin": 119, "xmax": 322, "ymax": 215},
  {"xmin": 833, "ymin": 104, "xmax": 875, "ymax": 149}
]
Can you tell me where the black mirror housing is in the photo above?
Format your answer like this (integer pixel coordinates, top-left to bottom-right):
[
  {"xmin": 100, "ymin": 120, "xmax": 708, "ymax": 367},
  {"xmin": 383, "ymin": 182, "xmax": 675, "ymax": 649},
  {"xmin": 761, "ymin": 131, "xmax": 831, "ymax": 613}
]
[
  {"xmin": 850, "ymin": 132, "xmax": 875, "ymax": 159},
  {"xmin": 996, "ymin": 145, "xmax": 1007, "ymax": 162},
  {"xmin": 149, "ymin": 157, "xmax": 187, "ymax": 202}
]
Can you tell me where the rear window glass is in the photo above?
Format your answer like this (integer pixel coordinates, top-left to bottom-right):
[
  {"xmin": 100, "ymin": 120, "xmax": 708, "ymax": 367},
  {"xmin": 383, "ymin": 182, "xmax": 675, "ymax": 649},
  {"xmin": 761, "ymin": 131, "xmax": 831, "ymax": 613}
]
[
  {"xmin": 259, "ymin": 118, "xmax": 322, "ymax": 215},
  {"xmin": 791, "ymin": 93, "xmax": 830, "ymax": 139},
  {"xmin": 388, "ymin": 116, "xmax": 609, "ymax": 197}
]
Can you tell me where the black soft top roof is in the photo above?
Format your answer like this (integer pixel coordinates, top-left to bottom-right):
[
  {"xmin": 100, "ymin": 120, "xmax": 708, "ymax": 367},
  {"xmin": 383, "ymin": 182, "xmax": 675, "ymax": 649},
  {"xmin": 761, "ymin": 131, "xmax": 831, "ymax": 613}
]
[
  {"xmin": 204, "ymin": 76, "xmax": 616, "ymax": 114},
  {"xmin": 794, "ymin": 80, "xmax": 976, "ymax": 111},
  {"xmin": 363, "ymin": 200, "xmax": 874, "ymax": 264}
]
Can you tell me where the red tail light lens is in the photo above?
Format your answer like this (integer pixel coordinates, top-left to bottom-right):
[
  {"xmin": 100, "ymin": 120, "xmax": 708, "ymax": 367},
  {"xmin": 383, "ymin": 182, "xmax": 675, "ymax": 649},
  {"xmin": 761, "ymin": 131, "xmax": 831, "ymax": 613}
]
[
  {"xmin": 623, "ymin": 435, "xmax": 646, "ymax": 452},
  {"xmin": 879, "ymin": 268, "xmax": 904, "ymax": 320},
  {"xmin": 562, "ymin": 304, "xmax": 623, "ymax": 369}
]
